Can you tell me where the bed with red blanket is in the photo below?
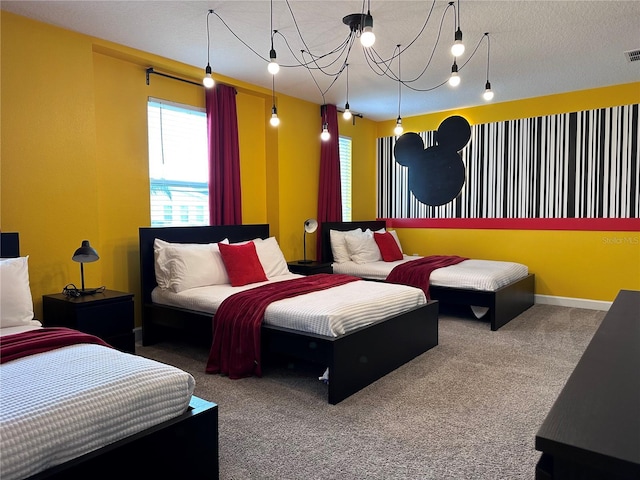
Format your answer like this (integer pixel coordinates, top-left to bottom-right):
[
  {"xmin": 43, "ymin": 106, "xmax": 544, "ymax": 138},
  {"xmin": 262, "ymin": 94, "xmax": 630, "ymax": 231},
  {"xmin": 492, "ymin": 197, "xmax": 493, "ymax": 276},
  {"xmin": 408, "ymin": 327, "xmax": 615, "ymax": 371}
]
[
  {"xmin": 0, "ymin": 233, "xmax": 218, "ymax": 480},
  {"xmin": 320, "ymin": 221, "xmax": 535, "ymax": 331},
  {"xmin": 139, "ymin": 225, "xmax": 439, "ymax": 405}
]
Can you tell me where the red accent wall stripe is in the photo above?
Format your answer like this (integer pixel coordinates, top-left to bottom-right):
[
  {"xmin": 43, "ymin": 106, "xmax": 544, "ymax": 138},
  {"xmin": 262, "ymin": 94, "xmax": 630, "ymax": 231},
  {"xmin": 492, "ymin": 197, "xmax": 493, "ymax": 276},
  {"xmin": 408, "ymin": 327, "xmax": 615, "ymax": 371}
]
[{"xmin": 383, "ymin": 218, "xmax": 640, "ymax": 231}]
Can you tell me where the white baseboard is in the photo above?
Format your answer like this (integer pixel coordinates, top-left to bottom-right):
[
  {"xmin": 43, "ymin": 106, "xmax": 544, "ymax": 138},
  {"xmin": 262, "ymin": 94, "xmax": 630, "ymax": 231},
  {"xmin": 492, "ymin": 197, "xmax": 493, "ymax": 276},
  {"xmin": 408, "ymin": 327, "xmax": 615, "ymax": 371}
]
[
  {"xmin": 134, "ymin": 326, "xmax": 142, "ymax": 344},
  {"xmin": 535, "ymin": 294, "xmax": 611, "ymax": 311}
]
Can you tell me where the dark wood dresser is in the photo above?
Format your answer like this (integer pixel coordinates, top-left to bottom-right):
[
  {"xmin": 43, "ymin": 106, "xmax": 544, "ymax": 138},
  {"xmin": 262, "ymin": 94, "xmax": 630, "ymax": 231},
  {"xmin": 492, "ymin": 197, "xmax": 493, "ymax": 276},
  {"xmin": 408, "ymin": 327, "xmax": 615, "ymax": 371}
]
[{"xmin": 535, "ymin": 289, "xmax": 640, "ymax": 480}]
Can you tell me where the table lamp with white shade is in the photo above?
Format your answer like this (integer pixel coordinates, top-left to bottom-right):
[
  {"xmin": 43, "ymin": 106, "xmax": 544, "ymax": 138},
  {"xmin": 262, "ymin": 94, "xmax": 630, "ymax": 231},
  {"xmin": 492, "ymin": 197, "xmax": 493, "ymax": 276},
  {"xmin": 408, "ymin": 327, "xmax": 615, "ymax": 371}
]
[{"xmin": 300, "ymin": 218, "xmax": 318, "ymax": 264}]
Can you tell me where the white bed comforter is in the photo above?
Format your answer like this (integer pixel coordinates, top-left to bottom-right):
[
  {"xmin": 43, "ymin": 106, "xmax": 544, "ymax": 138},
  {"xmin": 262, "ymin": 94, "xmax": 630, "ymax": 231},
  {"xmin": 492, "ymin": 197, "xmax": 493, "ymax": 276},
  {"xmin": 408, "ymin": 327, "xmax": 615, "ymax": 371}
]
[
  {"xmin": 332, "ymin": 256, "xmax": 528, "ymax": 292},
  {"xmin": 151, "ymin": 273, "xmax": 427, "ymax": 337},
  {"xmin": 0, "ymin": 341, "xmax": 195, "ymax": 480}
]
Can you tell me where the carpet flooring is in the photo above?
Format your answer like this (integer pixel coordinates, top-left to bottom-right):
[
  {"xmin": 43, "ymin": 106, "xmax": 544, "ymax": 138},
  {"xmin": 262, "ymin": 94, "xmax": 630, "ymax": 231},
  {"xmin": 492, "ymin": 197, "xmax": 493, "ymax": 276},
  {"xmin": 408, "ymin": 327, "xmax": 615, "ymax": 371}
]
[{"xmin": 136, "ymin": 304, "xmax": 605, "ymax": 480}]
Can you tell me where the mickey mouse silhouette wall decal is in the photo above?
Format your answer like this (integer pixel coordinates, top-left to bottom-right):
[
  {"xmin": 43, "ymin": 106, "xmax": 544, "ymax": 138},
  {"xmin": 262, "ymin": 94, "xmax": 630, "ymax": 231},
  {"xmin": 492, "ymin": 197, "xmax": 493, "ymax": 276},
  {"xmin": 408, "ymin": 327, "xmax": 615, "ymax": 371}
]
[{"xmin": 393, "ymin": 115, "xmax": 471, "ymax": 206}]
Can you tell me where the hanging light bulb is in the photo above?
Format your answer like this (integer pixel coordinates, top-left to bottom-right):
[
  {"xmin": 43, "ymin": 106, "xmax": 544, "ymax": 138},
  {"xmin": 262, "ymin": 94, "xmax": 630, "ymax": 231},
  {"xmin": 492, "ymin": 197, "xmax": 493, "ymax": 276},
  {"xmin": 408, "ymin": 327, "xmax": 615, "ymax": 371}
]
[
  {"xmin": 267, "ymin": 2, "xmax": 279, "ymax": 74},
  {"xmin": 320, "ymin": 123, "xmax": 330, "ymax": 141},
  {"xmin": 343, "ymin": 64, "xmax": 352, "ymax": 120},
  {"xmin": 360, "ymin": 12, "xmax": 375, "ymax": 47},
  {"xmin": 269, "ymin": 76, "xmax": 279, "ymax": 126},
  {"xmin": 482, "ymin": 33, "xmax": 494, "ymax": 101},
  {"xmin": 451, "ymin": 27, "xmax": 465, "ymax": 57},
  {"xmin": 270, "ymin": 106, "xmax": 280, "ymax": 126},
  {"xmin": 449, "ymin": 60, "xmax": 460, "ymax": 87},
  {"xmin": 451, "ymin": 0, "xmax": 464, "ymax": 57},
  {"xmin": 393, "ymin": 45, "xmax": 403, "ymax": 136},
  {"xmin": 203, "ymin": 64, "xmax": 215, "ymax": 88},
  {"xmin": 202, "ymin": 10, "xmax": 215, "ymax": 88},
  {"xmin": 394, "ymin": 117, "xmax": 403, "ymax": 136},
  {"xmin": 483, "ymin": 82, "xmax": 494, "ymax": 101},
  {"xmin": 343, "ymin": 103, "xmax": 352, "ymax": 120},
  {"xmin": 268, "ymin": 48, "xmax": 280, "ymax": 75}
]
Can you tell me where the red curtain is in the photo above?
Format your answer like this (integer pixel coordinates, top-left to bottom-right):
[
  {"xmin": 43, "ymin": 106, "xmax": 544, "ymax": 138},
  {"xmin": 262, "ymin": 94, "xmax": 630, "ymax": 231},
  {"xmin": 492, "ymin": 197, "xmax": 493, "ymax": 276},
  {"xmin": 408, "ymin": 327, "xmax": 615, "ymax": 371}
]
[
  {"xmin": 206, "ymin": 84, "xmax": 242, "ymax": 226},
  {"xmin": 316, "ymin": 104, "xmax": 342, "ymax": 260}
]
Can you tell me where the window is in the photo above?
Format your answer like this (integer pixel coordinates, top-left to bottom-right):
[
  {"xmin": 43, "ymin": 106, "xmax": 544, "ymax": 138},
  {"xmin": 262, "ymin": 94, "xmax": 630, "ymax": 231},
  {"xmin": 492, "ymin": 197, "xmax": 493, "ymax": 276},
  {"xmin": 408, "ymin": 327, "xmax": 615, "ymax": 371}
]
[
  {"xmin": 339, "ymin": 136, "xmax": 352, "ymax": 221},
  {"xmin": 147, "ymin": 98, "xmax": 209, "ymax": 226}
]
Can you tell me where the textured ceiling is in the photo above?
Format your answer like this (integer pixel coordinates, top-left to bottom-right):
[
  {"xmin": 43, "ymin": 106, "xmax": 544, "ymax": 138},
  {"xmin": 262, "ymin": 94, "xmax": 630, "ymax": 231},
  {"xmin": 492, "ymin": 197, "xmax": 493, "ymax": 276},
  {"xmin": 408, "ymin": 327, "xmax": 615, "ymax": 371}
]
[{"xmin": 3, "ymin": 1, "xmax": 639, "ymax": 121}]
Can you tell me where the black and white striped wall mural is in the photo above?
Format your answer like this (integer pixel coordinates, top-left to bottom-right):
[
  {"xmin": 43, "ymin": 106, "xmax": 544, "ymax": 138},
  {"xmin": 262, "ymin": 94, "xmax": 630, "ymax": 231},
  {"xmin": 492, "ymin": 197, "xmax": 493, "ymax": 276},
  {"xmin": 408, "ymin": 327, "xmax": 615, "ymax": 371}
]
[{"xmin": 377, "ymin": 104, "xmax": 639, "ymax": 221}]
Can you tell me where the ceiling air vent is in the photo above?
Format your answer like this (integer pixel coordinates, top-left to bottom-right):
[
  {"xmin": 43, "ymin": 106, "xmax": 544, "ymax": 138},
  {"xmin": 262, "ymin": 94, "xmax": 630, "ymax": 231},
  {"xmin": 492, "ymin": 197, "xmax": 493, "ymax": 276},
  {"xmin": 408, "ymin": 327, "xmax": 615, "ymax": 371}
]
[{"xmin": 624, "ymin": 49, "xmax": 640, "ymax": 62}]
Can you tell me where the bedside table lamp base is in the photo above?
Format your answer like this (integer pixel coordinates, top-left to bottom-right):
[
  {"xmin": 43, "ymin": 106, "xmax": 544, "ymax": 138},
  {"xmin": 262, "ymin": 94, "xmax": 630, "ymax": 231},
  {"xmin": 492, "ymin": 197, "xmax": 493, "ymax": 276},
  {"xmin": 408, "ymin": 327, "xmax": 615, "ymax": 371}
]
[{"xmin": 78, "ymin": 287, "xmax": 101, "ymax": 296}]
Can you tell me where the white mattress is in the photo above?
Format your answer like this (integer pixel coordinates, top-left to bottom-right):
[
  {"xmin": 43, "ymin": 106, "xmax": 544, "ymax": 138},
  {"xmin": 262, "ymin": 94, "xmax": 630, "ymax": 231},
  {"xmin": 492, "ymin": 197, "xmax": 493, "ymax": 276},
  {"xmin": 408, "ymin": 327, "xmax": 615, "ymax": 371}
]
[
  {"xmin": 332, "ymin": 256, "xmax": 529, "ymax": 292},
  {"xmin": 0, "ymin": 338, "xmax": 195, "ymax": 480},
  {"xmin": 151, "ymin": 273, "xmax": 427, "ymax": 337}
]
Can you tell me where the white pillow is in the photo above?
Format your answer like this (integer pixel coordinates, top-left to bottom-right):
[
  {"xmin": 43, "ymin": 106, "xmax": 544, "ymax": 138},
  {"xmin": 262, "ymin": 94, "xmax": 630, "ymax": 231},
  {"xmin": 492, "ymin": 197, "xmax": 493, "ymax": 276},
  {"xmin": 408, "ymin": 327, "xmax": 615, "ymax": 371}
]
[
  {"xmin": 154, "ymin": 239, "xmax": 230, "ymax": 292},
  {"xmin": 255, "ymin": 237, "xmax": 289, "ymax": 278},
  {"xmin": 330, "ymin": 228, "xmax": 362, "ymax": 263},
  {"xmin": 345, "ymin": 229, "xmax": 382, "ymax": 264},
  {"xmin": 153, "ymin": 239, "xmax": 172, "ymax": 289},
  {"xmin": 0, "ymin": 256, "xmax": 39, "ymax": 328},
  {"xmin": 388, "ymin": 230, "xmax": 404, "ymax": 253},
  {"xmin": 230, "ymin": 237, "xmax": 264, "ymax": 246}
]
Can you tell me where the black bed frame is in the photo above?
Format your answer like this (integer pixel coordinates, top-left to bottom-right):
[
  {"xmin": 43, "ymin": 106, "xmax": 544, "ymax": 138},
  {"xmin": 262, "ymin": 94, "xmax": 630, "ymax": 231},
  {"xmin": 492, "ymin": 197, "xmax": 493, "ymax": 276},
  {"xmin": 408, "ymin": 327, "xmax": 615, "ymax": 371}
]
[
  {"xmin": 30, "ymin": 397, "xmax": 218, "ymax": 479},
  {"xmin": 320, "ymin": 221, "xmax": 535, "ymax": 331},
  {"xmin": 0, "ymin": 233, "xmax": 219, "ymax": 480},
  {"xmin": 139, "ymin": 225, "xmax": 439, "ymax": 405}
]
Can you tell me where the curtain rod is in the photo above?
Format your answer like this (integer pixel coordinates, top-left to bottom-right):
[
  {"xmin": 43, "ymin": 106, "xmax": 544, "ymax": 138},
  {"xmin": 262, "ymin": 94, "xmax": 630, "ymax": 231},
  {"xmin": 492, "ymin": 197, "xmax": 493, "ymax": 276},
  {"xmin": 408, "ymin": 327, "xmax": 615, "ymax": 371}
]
[
  {"xmin": 146, "ymin": 68, "xmax": 201, "ymax": 87},
  {"xmin": 145, "ymin": 67, "xmax": 238, "ymax": 95}
]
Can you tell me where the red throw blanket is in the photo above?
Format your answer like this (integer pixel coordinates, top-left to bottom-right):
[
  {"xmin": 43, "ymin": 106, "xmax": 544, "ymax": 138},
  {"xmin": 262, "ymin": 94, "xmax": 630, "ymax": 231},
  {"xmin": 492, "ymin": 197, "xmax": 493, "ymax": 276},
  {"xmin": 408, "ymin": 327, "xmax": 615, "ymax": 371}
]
[
  {"xmin": 0, "ymin": 327, "xmax": 112, "ymax": 364},
  {"xmin": 206, "ymin": 274, "xmax": 361, "ymax": 379},
  {"xmin": 386, "ymin": 255, "xmax": 468, "ymax": 299}
]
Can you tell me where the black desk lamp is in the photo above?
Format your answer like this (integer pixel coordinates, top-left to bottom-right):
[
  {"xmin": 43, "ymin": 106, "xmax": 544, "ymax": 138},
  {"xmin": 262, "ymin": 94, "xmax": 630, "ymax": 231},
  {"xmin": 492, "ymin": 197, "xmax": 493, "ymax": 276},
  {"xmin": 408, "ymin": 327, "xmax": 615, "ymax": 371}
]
[
  {"xmin": 72, "ymin": 240, "xmax": 100, "ymax": 295},
  {"xmin": 300, "ymin": 218, "xmax": 318, "ymax": 264}
]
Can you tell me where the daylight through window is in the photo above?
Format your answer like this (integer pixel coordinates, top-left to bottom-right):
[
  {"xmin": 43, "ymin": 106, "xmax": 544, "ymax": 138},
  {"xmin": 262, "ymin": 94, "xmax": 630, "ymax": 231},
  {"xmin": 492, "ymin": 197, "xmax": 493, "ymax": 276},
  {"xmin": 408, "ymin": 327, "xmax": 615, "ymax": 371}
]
[
  {"xmin": 147, "ymin": 98, "xmax": 209, "ymax": 226},
  {"xmin": 339, "ymin": 136, "xmax": 352, "ymax": 221}
]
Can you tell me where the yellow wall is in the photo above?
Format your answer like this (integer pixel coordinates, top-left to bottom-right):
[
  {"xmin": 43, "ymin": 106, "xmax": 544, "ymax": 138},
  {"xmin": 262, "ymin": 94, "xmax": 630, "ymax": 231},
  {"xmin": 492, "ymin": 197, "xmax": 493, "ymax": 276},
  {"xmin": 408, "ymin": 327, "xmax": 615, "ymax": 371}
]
[
  {"xmin": 1, "ymin": 11, "xmax": 341, "ymax": 323},
  {"xmin": 339, "ymin": 115, "xmax": 378, "ymax": 221},
  {"xmin": 2, "ymin": 9, "xmax": 638, "ymax": 328},
  {"xmin": 376, "ymin": 82, "xmax": 640, "ymax": 302}
]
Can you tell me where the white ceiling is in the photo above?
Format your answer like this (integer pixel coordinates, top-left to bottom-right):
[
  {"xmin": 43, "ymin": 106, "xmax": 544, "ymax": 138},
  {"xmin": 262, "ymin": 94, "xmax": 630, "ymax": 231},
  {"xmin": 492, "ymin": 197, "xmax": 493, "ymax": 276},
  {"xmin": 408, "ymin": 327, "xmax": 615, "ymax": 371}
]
[{"xmin": 3, "ymin": 1, "xmax": 639, "ymax": 121}]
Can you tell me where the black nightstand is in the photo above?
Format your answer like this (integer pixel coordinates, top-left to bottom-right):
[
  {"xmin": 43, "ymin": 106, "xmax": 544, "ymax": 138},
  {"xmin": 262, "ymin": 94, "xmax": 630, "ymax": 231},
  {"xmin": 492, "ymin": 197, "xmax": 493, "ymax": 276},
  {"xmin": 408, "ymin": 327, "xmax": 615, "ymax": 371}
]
[
  {"xmin": 287, "ymin": 261, "xmax": 333, "ymax": 275},
  {"xmin": 42, "ymin": 289, "xmax": 135, "ymax": 353}
]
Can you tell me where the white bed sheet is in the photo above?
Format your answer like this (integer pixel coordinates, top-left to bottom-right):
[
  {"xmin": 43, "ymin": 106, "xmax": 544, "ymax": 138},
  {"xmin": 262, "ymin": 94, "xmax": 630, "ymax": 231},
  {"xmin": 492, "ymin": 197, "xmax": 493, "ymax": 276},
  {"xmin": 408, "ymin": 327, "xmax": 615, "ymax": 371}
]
[
  {"xmin": 151, "ymin": 273, "xmax": 427, "ymax": 337},
  {"xmin": 331, "ymin": 256, "xmax": 529, "ymax": 292},
  {"xmin": 0, "ymin": 336, "xmax": 195, "ymax": 480},
  {"xmin": 0, "ymin": 322, "xmax": 42, "ymax": 336}
]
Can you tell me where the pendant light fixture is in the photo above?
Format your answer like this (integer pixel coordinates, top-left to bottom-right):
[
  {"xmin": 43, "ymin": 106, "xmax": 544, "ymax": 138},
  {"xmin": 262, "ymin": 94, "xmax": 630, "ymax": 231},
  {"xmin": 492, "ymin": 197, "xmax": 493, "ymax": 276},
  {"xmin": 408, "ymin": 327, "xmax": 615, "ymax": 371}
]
[
  {"xmin": 343, "ymin": 64, "xmax": 352, "ymax": 120},
  {"xmin": 360, "ymin": 11, "xmax": 375, "ymax": 47},
  {"xmin": 393, "ymin": 45, "xmax": 403, "ymax": 136},
  {"xmin": 449, "ymin": 59, "xmax": 460, "ymax": 87},
  {"xmin": 482, "ymin": 32, "xmax": 494, "ymax": 101},
  {"xmin": 269, "ymin": 76, "xmax": 280, "ymax": 126},
  {"xmin": 343, "ymin": 0, "xmax": 375, "ymax": 48},
  {"xmin": 203, "ymin": 9, "xmax": 215, "ymax": 88},
  {"xmin": 450, "ymin": 0, "xmax": 465, "ymax": 57},
  {"xmin": 194, "ymin": 3, "xmax": 494, "ymax": 121},
  {"xmin": 267, "ymin": 0, "xmax": 279, "ymax": 75},
  {"xmin": 270, "ymin": 106, "xmax": 280, "ymax": 126},
  {"xmin": 320, "ymin": 104, "xmax": 330, "ymax": 141},
  {"xmin": 320, "ymin": 123, "xmax": 330, "ymax": 141}
]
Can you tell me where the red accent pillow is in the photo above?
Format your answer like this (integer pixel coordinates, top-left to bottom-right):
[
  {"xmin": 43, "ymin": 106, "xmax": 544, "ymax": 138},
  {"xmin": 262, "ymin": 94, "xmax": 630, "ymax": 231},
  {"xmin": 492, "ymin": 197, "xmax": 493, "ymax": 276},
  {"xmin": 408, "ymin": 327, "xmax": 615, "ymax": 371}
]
[
  {"xmin": 373, "ymin": 232, "xmax": 403, "ymax": 262},
  {"xmin": 218, "ymin": 241, "xmax": 268, "ymax": 287}
]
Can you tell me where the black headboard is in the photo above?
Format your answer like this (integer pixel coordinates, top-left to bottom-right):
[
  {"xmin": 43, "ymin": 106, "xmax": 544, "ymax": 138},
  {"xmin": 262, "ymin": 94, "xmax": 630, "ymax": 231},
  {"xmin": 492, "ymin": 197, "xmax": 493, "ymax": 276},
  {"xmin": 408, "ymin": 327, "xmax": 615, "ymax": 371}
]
[
  {"xmin": 320, "ymin": 221, "xmax": 387, "ymax": 263},
  {"xmin": 1, "ymin": 232, "xmax": 20, "ymax": 258},
  {"xmin": 139, "ymin": 224, "xmax": 270, "ymax": 304}
]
